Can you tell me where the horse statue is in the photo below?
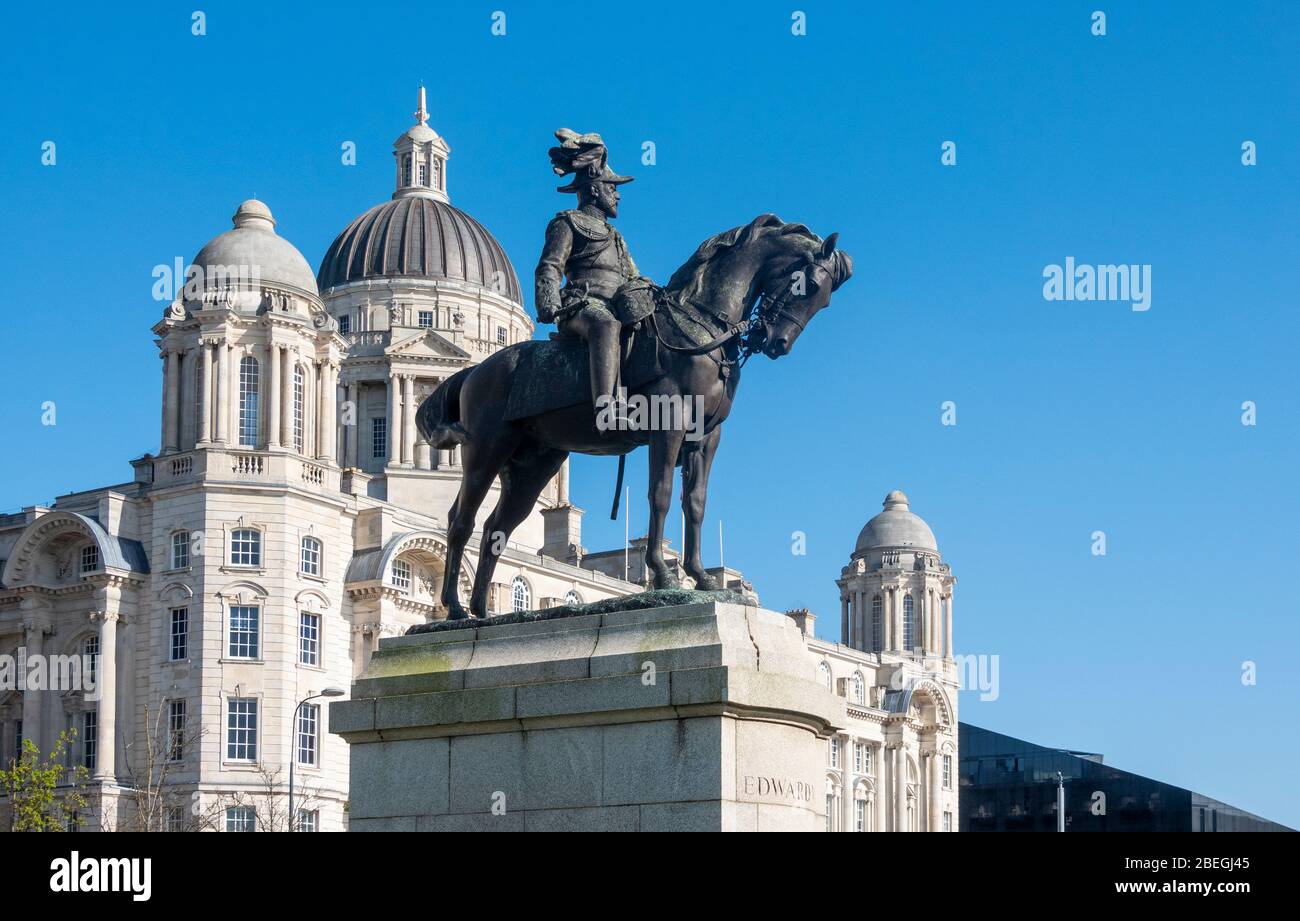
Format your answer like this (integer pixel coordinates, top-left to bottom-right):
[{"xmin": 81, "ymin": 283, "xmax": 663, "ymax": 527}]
[{"xmin": 417, "ymin": 213, "xmax": 853, "ymax": 619}]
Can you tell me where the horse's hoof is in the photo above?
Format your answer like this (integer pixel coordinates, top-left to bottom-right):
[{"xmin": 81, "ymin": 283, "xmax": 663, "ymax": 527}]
[
  {"xmin": 691, "ymin": 574, "xmax": 720, "ymax": 592},
  {"xmin": 651, "ymin": 571, "xmax": 680, "ymax": 591},
  {"xmin": 445, "ymin": 604, "xmax": 470, "ymax": 621}
]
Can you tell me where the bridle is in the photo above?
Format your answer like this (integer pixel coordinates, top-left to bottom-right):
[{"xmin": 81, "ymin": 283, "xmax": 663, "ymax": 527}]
[{"xmin": 652, "ymin": 255, "xmax": 835, "ymax": 366}]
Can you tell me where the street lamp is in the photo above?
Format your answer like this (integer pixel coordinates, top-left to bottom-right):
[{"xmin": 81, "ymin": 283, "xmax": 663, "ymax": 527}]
[{"xmin": 289, "ymin": 687, "xmax": 345, "ymax": 831}]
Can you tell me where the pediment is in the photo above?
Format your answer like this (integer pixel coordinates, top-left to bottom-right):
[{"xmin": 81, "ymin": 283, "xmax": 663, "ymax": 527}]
[{"xmin": 385, "ymin": 329, "xmax": 470, "ymax": 360}]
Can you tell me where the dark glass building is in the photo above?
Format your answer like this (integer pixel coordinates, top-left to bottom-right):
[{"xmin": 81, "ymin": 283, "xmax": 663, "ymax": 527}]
[{"xmin": 959, "ymin": 723, "xmax": 1293, "ymax": 832}]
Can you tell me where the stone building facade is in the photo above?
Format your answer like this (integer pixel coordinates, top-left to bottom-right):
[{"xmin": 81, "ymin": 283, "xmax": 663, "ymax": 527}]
[
  {"xmin": 0, "ymin": 94, "xmax": 635, "ymax": 832},
  {"xmin": 799, "ymin": 490, "xmax": 960, "ymax": 832}
]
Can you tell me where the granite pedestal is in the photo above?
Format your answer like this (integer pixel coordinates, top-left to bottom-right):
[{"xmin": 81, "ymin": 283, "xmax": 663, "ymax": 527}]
[{"xmin": 330, "ymin": 600, "xmax": 846, "ymax": 831}]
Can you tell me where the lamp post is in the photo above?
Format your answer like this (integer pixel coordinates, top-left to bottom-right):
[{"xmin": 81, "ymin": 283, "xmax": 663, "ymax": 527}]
[
  {"xmin": 1056, "ymin": 771, "xmax": 1066, "ymax": 833},
  {"xmin": 289, "ymin": 688, "xmax": 345, "ymax": 831}
]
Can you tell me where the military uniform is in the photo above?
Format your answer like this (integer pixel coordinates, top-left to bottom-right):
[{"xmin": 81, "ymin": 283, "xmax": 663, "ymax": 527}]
[{"xmin": 535, "ymin": 207, "xmax": 643, "ymax": 416}]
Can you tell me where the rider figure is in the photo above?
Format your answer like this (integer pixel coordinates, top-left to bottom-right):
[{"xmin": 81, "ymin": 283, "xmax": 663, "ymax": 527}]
[{"xmin": 535, "ymin": 129, "xmax": 641, "ymax": 425}]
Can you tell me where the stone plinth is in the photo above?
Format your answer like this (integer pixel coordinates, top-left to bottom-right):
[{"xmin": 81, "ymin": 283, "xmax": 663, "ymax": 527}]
[{"xmin": 330, "ymin": 601, "xmax": 846, "ymax": 831}]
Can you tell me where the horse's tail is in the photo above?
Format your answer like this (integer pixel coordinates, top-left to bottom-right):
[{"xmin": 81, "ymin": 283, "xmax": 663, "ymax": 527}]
[{"xmin": 417, "ymin": 367, "xmax": 472, "ymax": 448}]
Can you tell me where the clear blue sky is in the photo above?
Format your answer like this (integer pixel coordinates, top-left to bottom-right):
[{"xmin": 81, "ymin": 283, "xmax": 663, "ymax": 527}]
[{"xmin": 1, "ymin": 1, "xmax": 1296, "ymax": 827}]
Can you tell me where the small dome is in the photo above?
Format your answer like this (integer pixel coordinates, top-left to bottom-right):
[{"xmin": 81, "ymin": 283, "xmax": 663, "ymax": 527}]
[
  {"xmin": 191, "ymin": 200, "xmax": 319, "ymax": 297},
  {"xmin": 317, "ymin": 196, "xmax": 522, "ymax": 301},
  {"xmin": 855, "ymin": 490, "xmax": 938, "ymax": 553}
]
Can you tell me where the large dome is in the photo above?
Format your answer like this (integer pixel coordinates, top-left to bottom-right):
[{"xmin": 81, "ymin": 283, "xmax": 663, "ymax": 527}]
[
  {"xmin": 855, "ymin": 490, "xmax": 938, "ymax": 553},
  {"xmin": 192, "ymin": 199, "xmax": 319, "ymax": 297},
  {"xmin": 317, "ymin": 196, "xmax": 522, "ymax": 302}
]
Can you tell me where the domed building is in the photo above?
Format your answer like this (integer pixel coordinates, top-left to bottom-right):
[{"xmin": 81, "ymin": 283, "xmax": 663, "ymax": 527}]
[
  {"xmin": 790, "ymin": 489, "xmax": 960, "ymax": 832},
  {"xmin": 0, "ymin": 94, "xmax": 631, "ymax": 832}
]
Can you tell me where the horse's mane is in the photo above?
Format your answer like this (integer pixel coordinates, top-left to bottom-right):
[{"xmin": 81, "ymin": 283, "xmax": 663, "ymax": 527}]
[{"xmin": 665, "ymin": 214, "xmax": 821, "ymax": 304}]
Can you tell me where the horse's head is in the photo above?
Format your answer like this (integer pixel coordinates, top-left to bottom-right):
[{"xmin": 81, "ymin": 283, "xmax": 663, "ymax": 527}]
[{"xmin": 752, "ymin": 229, "xmax": 853, "ymax": 359}]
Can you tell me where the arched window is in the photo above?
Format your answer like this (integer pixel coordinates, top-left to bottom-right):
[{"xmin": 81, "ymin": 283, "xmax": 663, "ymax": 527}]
[
  {"xmin": 903, "ymin": 594, "xmax": 916, "ymax": 651},
  {"xmin": 871, "ymin": 595, "xmax": 883, "ymax": 651},
  {"xmin": 826, "ymin": 778, "xmax": 842, "ymax": 833},
  {"xmin": 819, "ymin": 661, "xmax": 832, "ymax": 688},
  {"xmin": 851, "ymin": 672, "xmax": 865, "ymax": 705},
  {"xmin": 511, "ymin": 576, "xmax": 531, "ymax": 613},
  {"xmin": 300, "ymin": 537, "xmax": 321, "ymax": 576},
  {"xmin": 292, "ymin": 363, "xmax": 305, "ymax": 453},
  {"xmin": 230, "ymin": 529, "xmax": 261, "ymax": 567},
  {"xmin": 402, "ymin": 154, "xmax": 412, "ymax": 186},
  {"xmin": 564, "ymin": 589, "xmax": 581, "ymax": 606},
  {"xmin": 238, "ymin": 356, "xmax": 260, "ymax": 447}
]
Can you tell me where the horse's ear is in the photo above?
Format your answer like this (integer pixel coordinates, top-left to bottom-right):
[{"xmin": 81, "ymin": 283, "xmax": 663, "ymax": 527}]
[{"xmin": 821, "ymin": 233, "xmax": 839, "ymax": 258}]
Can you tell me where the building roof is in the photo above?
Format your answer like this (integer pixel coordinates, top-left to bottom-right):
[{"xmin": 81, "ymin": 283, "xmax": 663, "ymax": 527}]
[
  {"xmin": 855, "ymin": 490, "xmax": 938, "ymax": 553},
  {"xmin": 317, "ymin": 195, "xmax": 522, "ymax": 302},
  {"xmin": 191, "ymin": 199, "xmax": 320, "ymax": 299}
]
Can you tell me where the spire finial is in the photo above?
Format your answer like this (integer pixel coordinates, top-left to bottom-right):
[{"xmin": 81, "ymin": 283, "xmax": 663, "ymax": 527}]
[{"xmin": 414, "ymin": 85, "xmax": 428, "ymax": 126}]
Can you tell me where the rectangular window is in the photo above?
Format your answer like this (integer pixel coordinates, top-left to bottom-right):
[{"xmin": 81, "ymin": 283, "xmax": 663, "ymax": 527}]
[
  {"xmin": 226, "ymin": 806, "xmax": 256, "ymax": 832},
  {"xmin": 854, "ymin": 742, "xmax": 863, "ymax": 773},
  {"xmin": 829, "ymin": 737, "xmax": 840, "ymax": 769},
  {"xmin": 496, "ymin": 327, "xmax": 507, "ymax": 345},
  {"xmin": 228, "ymin": 606, "xmax": 260, "ymax": 659},
  {"xmin": 825, "ymin": 797, "xmax": 834, "ymax": 832},
  {"xmin": 82, "ymin": 711, "xmax": 97, "ymax": 771},
  {"xmin": 418, "ymin": 162, "xmax": 428, "ymax": 186},
  {"xmin": 14, "ymin": 720, "xmax": 22, "ymax": 759},
  {"xmin": 298, "ymin": 612, "xmax": 320, "ymax": 667},
  {"xmin": 169, "ymin": 607, "xmax": 188, "ymax": 661},
  {"xmin": 418, "ymin": 310, "xmax": 433, "ymax": 328},
  {"xmin": 166, "ymin": 805, "xmax": 185, "ymax": 832},
  {"xmin": 168, "ymin": 699, "xmax": 186, "ymax": 762},
  {"xmin": 171, "ymin": 531, "xmax": 190, "ymax": 570},
  {"xmin": 864, "ymin": 745, "xmax": 873, "ymax": 775},
  {"xmin": 856, "ymin": 799, "xmax": 867, "ymax": 832},
  {"xmin": 83, "ymin": 636, "xmax": 98, "ymax": 684},
  {"xmin": 338, "ymin": 314, "xmax": 351, "ymax": 335},
  {"xmin": 943, "ymin": 811, "xmax": 952, "ymax": 832},
  {"xmin": 942, "ymin": 754, "xmax": 952, "ymax": 789},
  {"xmin": 372, "ymin": 417, "xmax": 387, "ymax": 460},
  {"xmin": 80, "ymin": 545, "xmax": 99, "ymax": 574},
  {"xmin": 226, "ymin": 698, "xmax": 257, "ymax": 761},
  {"xmin": 297, "ymin": 703, "xmax": 319, "ymax": 766},
  {"xmin": 296, "ymin": 809, "xmax": 319, "ymax": 832}
]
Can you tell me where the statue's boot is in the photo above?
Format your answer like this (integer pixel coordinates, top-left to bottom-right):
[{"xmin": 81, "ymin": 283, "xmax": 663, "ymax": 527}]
[{"xmin": 590, "ymin": 323, "xmax": 628, "ymax": 430}]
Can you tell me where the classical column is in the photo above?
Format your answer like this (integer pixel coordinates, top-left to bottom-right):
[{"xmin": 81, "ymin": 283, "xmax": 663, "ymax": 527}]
[
  {"xmin": 945, "ymin": 592, "xmax": 954, "ymax": 659},
  {"xmin": 894, "ymin": 744, "xmax": 905, "ymax": 832},
  {"xmin": 840, "ymin": 735, "xmax": 852, "ymax": 833},
  {"xmin": 402, "ymin": 375, "xmax": 417, "ymax": 467},
  {"xmin": 20, "ymin": 617, "xmax": 46, "ymax": 754},
  {"xmin": 345, "ymin": 381, "xmax": 358, "ymax": 467},
  {"xmin": 928, "ymin": 751, "xmax": 941, "ymax": 832},
  {"xmin": 874, "ymin": 743, "xmax": 887, "ymax": 832},
  {"xmin": 89, "ymin": 609, "xmax": 120, "ymax": 782},
  {"xmin": 841, "ymin": 596, "xmax": 850, "ymax": 647},
  {"xmin": 215, "ymin": 342, "xmax": 230, "ymax": 444},
  {"xmin": 889, "ymin": 588, "xmax": 901, "ymax": 652},
  {"xmin": 267, "ymin": 342, "xmax": 281, "ymax": 448},
  {"xmin": 162, "ymin": 348, "xmax": 180, "ymax": 453},
  {"xmin": 319, "ymin": 361, "xmax": 338, "ymax": 463},
  {"xmin": 858, "ymin": 591, "xmax": 867, "ymax": 651},
  {"xmin": 197, "ymin": 342, "xmax": 212, "ymax": 444},
  {"xmin": 387, "ymin": 373, "xmax": 402, "ymax": 465},
  {"xmin": 558, "ymin": 458, "xmax": 570, "ymax": 503}
]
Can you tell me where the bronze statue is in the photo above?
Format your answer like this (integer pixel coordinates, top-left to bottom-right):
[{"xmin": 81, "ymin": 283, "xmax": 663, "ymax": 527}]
[
  {"xmin": 418, "ymin": 130, "xmax": 853, "ymax": 620},
  {"xmin": 535, "ymin": 129, "xmax": 642, "ymax": 425}
]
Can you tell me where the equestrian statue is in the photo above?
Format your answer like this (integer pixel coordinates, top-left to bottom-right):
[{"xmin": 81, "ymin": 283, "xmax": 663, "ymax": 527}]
[{"xmin": 418, "ymin": 129, "xmax": 853, "ymax": 619}]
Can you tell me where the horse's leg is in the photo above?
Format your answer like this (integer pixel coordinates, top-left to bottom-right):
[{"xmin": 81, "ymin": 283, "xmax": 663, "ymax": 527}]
[
  {"xmin": 468, "ymin": 444, "xmax": 568, "ymax": 618},
  {"xmin": 646, "ymin": 425, "xmax": 686, "ymax": 589},
  {"xmin": 681, "ymin": 425, "xmax": 721, "ymax": 591},
  {"xmin": 441, "ymin": 443, "xmax": 502, "ymax": 620}
]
